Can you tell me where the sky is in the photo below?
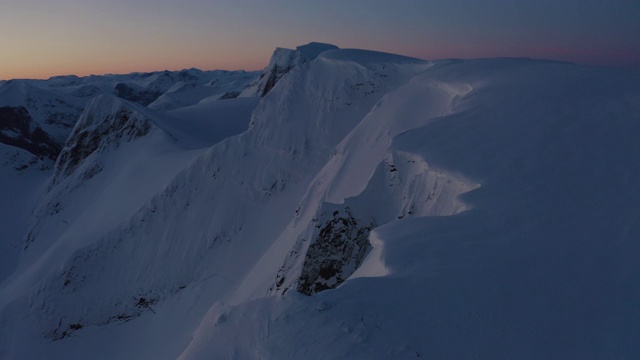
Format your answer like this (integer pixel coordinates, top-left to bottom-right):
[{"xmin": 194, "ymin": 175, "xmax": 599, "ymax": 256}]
[{"xmin": 1, "ymin": 0, "xmax": 639, "ymax": 79}]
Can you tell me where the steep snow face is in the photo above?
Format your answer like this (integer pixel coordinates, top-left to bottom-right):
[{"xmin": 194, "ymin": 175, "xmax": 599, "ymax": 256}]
[
  {"xmin": 0, "ymin": 143, "xmax": 49, "ymax": 281},
  {"xmin": 240, "ymin": 42, "xmax": 339, "ymax": 97},
  {"xmin": 248, "ymin": 48, "xmax": 433, "ymax": 161},
  {"xmin": 269, "ymin": 151, "xmax": 477, "ymax": 296},
  {"xmin": 242, "ymin": 54, "xmax": 475, "ymax": 297},
  {"xmin": 0, "ymin": 48, "xmax": 433, "ymax": 358},
  {"xmin": 17, "ymin": 96, "xmax": 148, "ymax": 255},
  {"xmin": 239, "ymin": 47, "xmax": 306, "ymax": 97},
  {"xmin": 0, "ymin": 95, "xmax": 209, "ymax": 315},
  {"xmin": 52, "ymin": 95, "xmax": 153, "ymax": 185},
  {"xmin": 181, "ymin": 59, "xmax": 640, "ymax": 360},
  {"xmin": 0, "ymin": 69, "xmax": 259, "ymax": 286}
]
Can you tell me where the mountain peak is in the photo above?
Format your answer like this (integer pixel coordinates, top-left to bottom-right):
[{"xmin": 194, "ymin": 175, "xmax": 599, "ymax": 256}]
[
  {"xmin": 240, "ymin": 42, "xmax": 339, "ymax": 98},
  {"xmin": 295, "ymin": 42, "xmax": 339, "ymax": 60},
  {"xmin": 52, "ymin": 94, "xmax": 153, "ymax": 184}
]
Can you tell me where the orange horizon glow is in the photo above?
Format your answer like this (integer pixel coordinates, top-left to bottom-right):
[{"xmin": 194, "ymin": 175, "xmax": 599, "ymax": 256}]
[
  {"xmin": 0, "ymin": 58, "xmax": 267, "ymax": 81},
  {"xmin": 0, "ymin": 43, "xmax": 270, "ymax": 80},
  {"xmin": 1, "ymin": 1, "xmax": 638, "ymax": 80},
  {"xmin": 4, "ymin": 41, "xmax": 640, "ymax": 81}
]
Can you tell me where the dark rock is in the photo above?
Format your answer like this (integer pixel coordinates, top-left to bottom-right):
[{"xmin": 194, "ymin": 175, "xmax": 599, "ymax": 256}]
[
  {"xmin": 261, "ymin": 64, "xmax": 294, "ymax": 96},
  {"xmin": 114, "ymin": 83, "xmax": 162, "ymax": 106},
  {"xmin": 0, "ymin": 106, "xmax": 61, "ymax": 160},
  {"xmin": 297, "ymin": 207, "xmax": 374, "ymax": 295},
  {"xmin": 53, "ymin": 97, "xmax": 152, "ymax": 184},
  {"xmin": 219, "ymin": 91, "xmax": 241, "ymax": 100}
]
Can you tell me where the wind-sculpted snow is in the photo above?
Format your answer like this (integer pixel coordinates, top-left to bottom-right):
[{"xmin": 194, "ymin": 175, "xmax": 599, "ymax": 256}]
[
  {"xmin": 2, "ymin": 49, "xmax": 640, "ymax": 360},
  {"xmin": 266, "ymin": 148, "xmax": 477, "ymax": 296},
  {"xmin": 181, "ymin": 59, "xmax": 640, "ymax": 360},
  {"xmin": 263, "ymin": 66, "xmax": 478, "ymax": 296}
]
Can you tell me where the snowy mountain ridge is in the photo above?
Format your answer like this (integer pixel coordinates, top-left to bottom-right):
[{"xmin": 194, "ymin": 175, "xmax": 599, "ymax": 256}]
[
  {"xmin": 239, "ymin": 42, "xmax": 339, "ymax": 98},
  {"xmin": 7, "ymin": 48, "xmax": 436, "ymax": 341},
  {"xmin": 52, "ymin": 94, "xmax": 154, "ymax": 185},
  {"xmin": 0, "ymin": 68, "xmax": 260, "ymax": 169},
  {"xmin": 1, "ymin": 44, "xmax": 639, "ymax": 359}
]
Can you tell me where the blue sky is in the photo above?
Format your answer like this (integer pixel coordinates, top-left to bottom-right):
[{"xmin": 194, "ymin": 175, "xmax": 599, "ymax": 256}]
[{"xmin": 1, "ymin": 0, "xmax": 639, "ymax": 79}]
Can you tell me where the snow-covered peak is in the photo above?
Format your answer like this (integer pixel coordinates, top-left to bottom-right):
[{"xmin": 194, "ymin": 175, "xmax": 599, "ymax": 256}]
[
  {"xmin": 239, "ymin": 48, "xmax": 305, "ymax": 97},
  {"xmin": 295, "ymin": 42, "xmax": 339, "ymax": 60},
  {"xmin": 52, "ymin": 94, "xmax": 153, "ymax": 185},
  {"xmin": 71, "ymin": 94, "xmax": 131, "ymax": 128},
  {"xmin": 240, "ymin": 42, "xmax": 341, "ymax": 97},
  {"xmin": 0, "ymin": 79, "xmax": 83, "ymax": 144},
  {"xmin": 44, "ymin": 75, "xmax": 82, "ymax": 87},
  {"xmin": 318, "ymin": 48, "xmax": 425, "ymax": 65},
  {"xmin": 269, "ymin": 47, "xmax": 303, "ymax": 65}
]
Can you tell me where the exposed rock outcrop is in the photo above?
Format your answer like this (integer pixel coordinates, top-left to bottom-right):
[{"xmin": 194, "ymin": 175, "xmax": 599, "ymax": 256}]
[
  {"xmin": 297, "ymin": 207, "xmax": 375, "ymax": 295},
  {"xmin": 114, "ymin": 83, "xmax": 163, "ymax": 106},
  {"xmin": 0, "ymin": 106, "xmax": 61, "ymax": 160},
  {"xmin": 241, "ymin": 42, "xmax": 339, "ymax": 97},
  {"xmin": 53, "ymin": 95, "xmax": 153, "ymax": 185}
]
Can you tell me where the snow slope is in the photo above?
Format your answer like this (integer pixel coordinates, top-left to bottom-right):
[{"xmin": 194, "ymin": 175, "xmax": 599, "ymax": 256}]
[
  {"xmin": 0, "ymin": 90, "xmax": 256, "ymax": 325},
  {"xmin": 0, "ymin": 67, "xmax": 260, "ymax": 284},
  {"xmin": 162, "ymin": 97, "xmax": 259, "ymax": 148},
  {"xmin": 1, "ymin": 46, "xmax": 639, "ymax": 360},
  {"xmin": 0, "ymin": 47, "xmax": 432, "ymax": 359},
  {"xmin": 149, "ymin": 70, "xmax": 258, "ymax": 110},
  {"xmin": 0, "ymin": 144, "xmax": 49, "ymax": 281},
  {"xmin": 183, "ymin": 59, "xmax": 640, "ymax": 360}
]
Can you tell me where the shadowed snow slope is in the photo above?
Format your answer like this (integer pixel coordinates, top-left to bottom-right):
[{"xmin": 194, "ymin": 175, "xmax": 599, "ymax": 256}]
[
  {"xmin": 161, "ymin": 97, "xmax": 259, "ymax": 148},
  {"xmin": 1, "ymin": 51, "xmax": 640, "ymax": 360},
  {"xmin": 183, "ymin": 59, "xmax": 640, "ymax": 360},
  {"xmin": 0, "ymin": 144, "xmax": 49, "ymax": 281}
]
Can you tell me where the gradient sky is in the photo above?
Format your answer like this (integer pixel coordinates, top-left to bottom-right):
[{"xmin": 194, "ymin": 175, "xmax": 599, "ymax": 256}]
[{"xmin": 1, "ymin": 0, "xmax": 639, "ymax": 79}]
